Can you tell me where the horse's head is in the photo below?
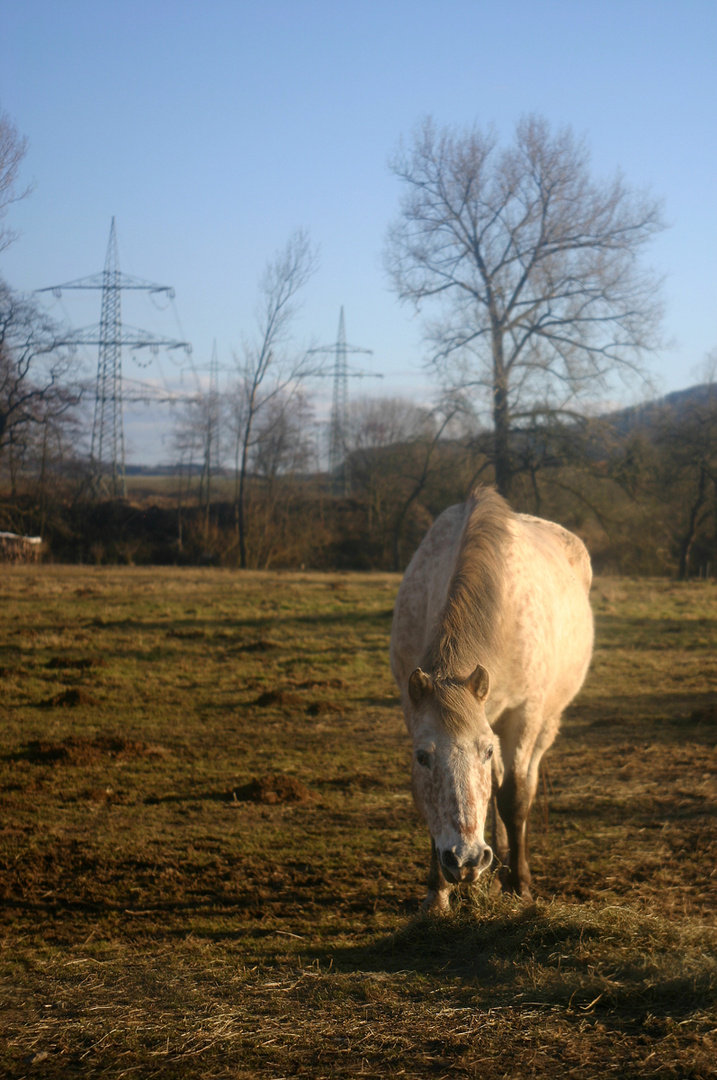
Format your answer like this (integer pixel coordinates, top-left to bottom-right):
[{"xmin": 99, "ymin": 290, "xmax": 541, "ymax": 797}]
[{"xmin": 406, "ymin": 664, "xmax": 494, "ymax": 883}]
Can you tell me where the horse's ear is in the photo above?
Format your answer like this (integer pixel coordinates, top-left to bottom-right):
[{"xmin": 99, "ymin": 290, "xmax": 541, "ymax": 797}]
[
  {"xmin": 466, "ymin": 663, "xmax": 490, "ymax": 702},
  {"xmin": 408, "ymin": 668, "xmax": 433, "ymax": 705}
]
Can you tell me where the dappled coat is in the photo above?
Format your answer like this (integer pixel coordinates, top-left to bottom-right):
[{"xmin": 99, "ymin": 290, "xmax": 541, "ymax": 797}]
[{"xmin": 390, "ymin": 486, "xmax": 593, "ymax": 911}]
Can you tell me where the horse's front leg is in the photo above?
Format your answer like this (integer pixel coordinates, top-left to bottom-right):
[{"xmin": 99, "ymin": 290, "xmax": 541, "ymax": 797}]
[{"xmin": 421, "ymin": 836, "xmax": 452, "ymax": 914}]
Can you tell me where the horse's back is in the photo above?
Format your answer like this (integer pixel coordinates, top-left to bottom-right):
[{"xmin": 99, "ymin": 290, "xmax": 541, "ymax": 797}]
[
  {"xmin": 501, "ymin": 513, "xmax": 593, "ymax": 714},
  {"xmin": 391, "ymin": 491, "xmax": 593, "ymax": 719},
  {"xmin": 518, "ymin": 513, "xmax": 592, "ymax": 595}
]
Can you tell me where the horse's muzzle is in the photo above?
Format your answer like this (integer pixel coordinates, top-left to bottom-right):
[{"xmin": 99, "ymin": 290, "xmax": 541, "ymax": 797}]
[{"xmin": 440, "ymin": 844, "xmax": 493, "ymax": 883}]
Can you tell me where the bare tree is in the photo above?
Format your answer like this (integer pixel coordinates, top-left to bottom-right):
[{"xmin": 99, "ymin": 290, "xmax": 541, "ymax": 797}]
[
  {"xmin": 170, "ymin": 381, "xmax": 225, "ymax": 540},
  {"xmin": 235, "ymin": 388, "xmax": 318, "ymax": 569},
  {"xmin": 0, "ymin": 109, "xmax": 31, "ymax": 252},
  {"xmin": 231, "ymin": 230, "xmax": 319, "ymax": 567},
  {"xmin": 0, "ymin": 280, "xmax": 80, "ymax": 493},
  {"xmin": 385, "ymin": 115, "xmax": 665, "ymax": 496},
  {"xmin": 251, "ymin": 387, "xmax": 316, "ymax": 488},
  {"xmin": 347, "ymin": 395, "xmax": 469, "ymax": 568}
]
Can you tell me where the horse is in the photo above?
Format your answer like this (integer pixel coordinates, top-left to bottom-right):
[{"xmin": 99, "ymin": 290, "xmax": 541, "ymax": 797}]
[{"xmin": 390, "ymin": 486, "xmax": 593, "ymax": 913}]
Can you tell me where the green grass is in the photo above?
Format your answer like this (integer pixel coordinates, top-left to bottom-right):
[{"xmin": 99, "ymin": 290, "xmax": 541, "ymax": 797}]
[{"xmin": 1, "ymin": 568, "xmax": 716, "ymax": 1077}]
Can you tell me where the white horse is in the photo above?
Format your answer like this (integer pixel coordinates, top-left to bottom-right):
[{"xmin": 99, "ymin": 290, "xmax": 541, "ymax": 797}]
[{"xmin": 390, "ymin": 486, "xmax": 593, "ymax": 913}]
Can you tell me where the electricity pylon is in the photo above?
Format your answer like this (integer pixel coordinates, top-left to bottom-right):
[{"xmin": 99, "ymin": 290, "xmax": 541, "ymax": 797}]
[
  {"xmin": 310, "ymin": 307, "xmax": 375, "ymax": 495},
  {"xmin": 39, "ymin": 217, "xmax": 191, "ymax": 497}
]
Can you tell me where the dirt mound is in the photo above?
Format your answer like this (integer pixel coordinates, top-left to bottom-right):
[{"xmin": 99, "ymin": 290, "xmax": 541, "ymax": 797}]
[
  {"xmin": 235, "ymin": 639, "xmax": 277, "ymax": 653},
  {"xmin": 306, "ymin": 700, "xmax": 343, "ymax": 717},
  {"xmin": 40, "ymin": 688, "xmax": 98, "ymax": 708},
  {"xmin": 253, "ymin": 689, "xmax": 303, "ymax": 709},
  {"xmin": 233, "ymin": 774, "xmax": 314, "ymax": 805},
  {"xmin": 12, "ymin": 736, "xmax": 161, "ymax": 767},
  {"xmin": 689, "ymin": 706, "xmax": 717, "ymax": 725},
  {"xmin": 46, "ymin": 656, "xmax": 105, "ymax": 671},
  {"xmin": 296, "ymin": 678, "xmax": 346, "ymax": 690}
]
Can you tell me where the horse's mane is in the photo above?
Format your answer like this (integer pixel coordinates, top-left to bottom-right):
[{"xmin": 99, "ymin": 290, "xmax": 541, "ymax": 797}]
[{"xmin": 423, "ymin": 486, "xmax": 511, "ymax": 679}]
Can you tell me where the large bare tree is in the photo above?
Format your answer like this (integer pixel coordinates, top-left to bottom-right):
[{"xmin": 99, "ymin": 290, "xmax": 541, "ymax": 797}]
[
  {"xmin": 0, "ymin": 280, "xmax": 80, "ymax": 492},
  {"xmin": 231, "ymin": 230, "xmax": 319, "ymax": 567},
  {"xmin": 0, "ymin": 108, "xmax": 31, "ymax": 253},
  {"xmin": 385, "ymin": 115, "xmax": 665, "ymax": 495}
]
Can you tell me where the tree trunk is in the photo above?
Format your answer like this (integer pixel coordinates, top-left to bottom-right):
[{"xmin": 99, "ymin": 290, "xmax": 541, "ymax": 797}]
[
  {"xmin": 237, "ymin": 426, "xmax": 252, "ymax": 569},
  {"xmin": 678, "ymin": 465, "xmax": 707, "ymax": 580},
  {"xmin": 529, "ymin": 466, "xmax": 542, "ymax": 515},
  {"xmin": 492, "ymin": 336, "xmax": 512, "ymax": 497}
]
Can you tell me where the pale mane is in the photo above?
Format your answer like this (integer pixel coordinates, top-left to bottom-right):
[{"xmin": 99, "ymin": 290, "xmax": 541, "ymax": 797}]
[{"xmin": 422, "ymin": 486, "xmax": 511, "ymax": 680}]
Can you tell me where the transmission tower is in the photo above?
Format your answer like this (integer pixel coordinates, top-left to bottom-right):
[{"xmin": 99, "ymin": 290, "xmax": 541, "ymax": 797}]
[
  {"xmin": 311, "ymin": 307, "xmax": 375, "ymax": 495},
  {"xmin": 39, "ymin": 217, "xmax": 191, "ymax": 497}
]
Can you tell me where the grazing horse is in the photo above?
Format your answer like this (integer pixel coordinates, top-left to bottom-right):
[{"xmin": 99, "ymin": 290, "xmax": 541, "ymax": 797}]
[{"xmin": 390, "ymin": 486, "xmax": 593, "ymax": 913}]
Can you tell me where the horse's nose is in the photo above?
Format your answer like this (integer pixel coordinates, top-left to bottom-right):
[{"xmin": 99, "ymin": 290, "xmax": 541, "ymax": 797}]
[
  {"xmin": 440, "ymin": 844, "xmax": 492, "ymax": 879},
  {"xmin": 441, "ymin": 849, "xmax": 460, "ymax": 871},
  {"xmin": 475, "ymin": 846, "xmax": 493, "ymax": 872}
]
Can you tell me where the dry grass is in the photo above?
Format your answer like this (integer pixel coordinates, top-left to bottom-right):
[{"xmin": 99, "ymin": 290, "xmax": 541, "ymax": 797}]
[{"xmin": 0, "ymin": 567, "xmax": 715, "ymax": 1078}]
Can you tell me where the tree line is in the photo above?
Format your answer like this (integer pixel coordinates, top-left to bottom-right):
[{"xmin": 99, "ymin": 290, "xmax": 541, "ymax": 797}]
[{"xmin": 2, "ymin": 106, "xmax": 715, "ymax": 577}]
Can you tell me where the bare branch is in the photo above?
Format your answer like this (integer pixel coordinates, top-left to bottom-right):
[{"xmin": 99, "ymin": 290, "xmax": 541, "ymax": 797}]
[
  {"xmin": 0, "ymin": 109, "xmax": 32, "ymax": 252},
  {"xmin": 229, "ymin": 230, "xmax": 319, "ymax": 567},
  {"xmin": 385, "ymin": 114, "xmax": 666, "ymax": 494}
]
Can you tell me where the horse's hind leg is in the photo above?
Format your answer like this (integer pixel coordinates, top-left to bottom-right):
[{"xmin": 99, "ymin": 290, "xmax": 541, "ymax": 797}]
[
  {"xmin": 496, "ymin": 769, "xmax": 534, "ymax": 899},
  {"xmin": 497, "ymin": 709, "xmax": 561, "ymax": 899}
]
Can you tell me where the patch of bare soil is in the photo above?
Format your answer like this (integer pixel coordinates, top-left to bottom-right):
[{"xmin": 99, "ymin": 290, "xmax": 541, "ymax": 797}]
[
  {"xmin": 233, "ymin": 774, "xmax": 315, "ymax": 805},
  {"xmin": 296, "ymin": 678, "xmax": 346, "ymax": 689},
  {"xmin": 77, "ymin": 785, "xmax": 129, "ymax": 805},
  {"xmin": 254, "ymin": 689, "xmax": 303, "ymax": 708},
  {"xmin": 235, "ymin": 639, "xmax": 278, "ymax": 653},
  {"xmin": 10, "ymin": 736, "xmax": 165, "ymax": 767},
  {"xmin": 45, "ymin": 656, "xmax": 105, "ymax": 670},
  {"xmin": 690, "ymin": 705, "xmax": 717, "ymax": 725},
  {"xmin": 39, "ymin": 687, "xmax": 99, "ymax": 708},
  {"xmin": 306, "ymin": 700, "xmax": 343, "ymax": 717}
]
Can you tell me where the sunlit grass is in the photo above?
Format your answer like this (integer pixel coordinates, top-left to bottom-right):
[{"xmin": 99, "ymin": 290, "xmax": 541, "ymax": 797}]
[{"xmin": 0, "ymin": 568, "xmax": 715, "ymax": 1077}]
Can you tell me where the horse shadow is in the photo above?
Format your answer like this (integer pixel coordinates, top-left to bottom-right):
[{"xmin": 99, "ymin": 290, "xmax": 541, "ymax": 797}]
[
  {"xmin": 319, "ymin": 898, "xmax": 717, "ymax": 1026},
  {"xmin": 323, "ymin": 898, "xmax": 583, "ymax": 982}
]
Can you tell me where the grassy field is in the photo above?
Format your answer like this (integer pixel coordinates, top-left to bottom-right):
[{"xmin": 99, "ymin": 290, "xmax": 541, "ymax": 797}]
[{"xmin": 0, "ymin": 566, "xmax": 715, "ymax": 1078}]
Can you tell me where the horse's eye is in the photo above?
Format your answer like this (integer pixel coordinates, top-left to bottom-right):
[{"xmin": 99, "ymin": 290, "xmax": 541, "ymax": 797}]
[
  {"xmin": 415, "ymin": 749, "xmax": 431, "ymax": 769},
  {"xmin": 485, "ymin": 745, "xmax": 494, "ymax": 761}
]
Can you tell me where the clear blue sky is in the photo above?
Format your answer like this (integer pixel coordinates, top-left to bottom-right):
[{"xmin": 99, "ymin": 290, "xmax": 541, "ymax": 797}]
[{"xmin": 1, "ymin": 0, "xmax": 716, "ymax": 463}]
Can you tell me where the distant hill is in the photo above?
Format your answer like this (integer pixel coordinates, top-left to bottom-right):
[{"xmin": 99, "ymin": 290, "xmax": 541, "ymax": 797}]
[
  {"xmin": 124, "ymin": 385, "xmax": 716, "ymax": 473},
  {"xmin": 602, "ymin": 383, "xmax": 717, "ymax": 436}
]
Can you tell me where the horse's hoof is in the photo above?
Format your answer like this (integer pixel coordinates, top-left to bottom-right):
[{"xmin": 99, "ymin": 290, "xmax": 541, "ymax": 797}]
[
  {"xmin": 489, "ymin": 872, "xmax": 505, "ymax": 896},
  {"xmin": 491, "ymin": 867, "xmax": 532, "ymax": 901},
  {"xmin": 490, "ymin": 865, "xmax": 512, "ymax": 895},
  {"xmin": 420, "ymin": 889, "xmax": 451, "ymax": 915}
]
